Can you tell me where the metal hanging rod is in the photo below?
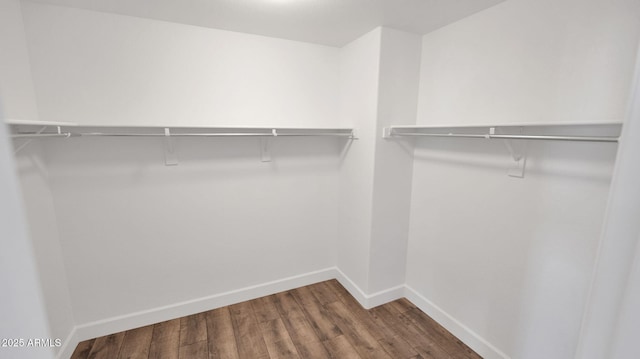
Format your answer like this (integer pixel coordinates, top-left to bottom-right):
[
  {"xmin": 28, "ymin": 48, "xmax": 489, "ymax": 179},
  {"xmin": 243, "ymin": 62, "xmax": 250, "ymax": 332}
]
[
  {"xmin": 12, "ymin": 133, "xmax": 72, "ymax": 139},
  {"xmin": 388, "ymin": 132, "xmax": 619, "ymax": 143},
  {"xmin": 382, "ymin": 124, "xmax": 620, "ymax": 143},
  {"xmin": 76, "ymin": 132, "xmax": 355, "ymax": 137},
  {"xmin": 10, "ymin": 127, "xmax": 356, "ymax": 139},
  {"xmin": 11, "ymin": 125, "xmax": 72, "ymax": 140},
  {"xmin": 380, "ymin": 123, "xmax": 622, "ymax": 178}
]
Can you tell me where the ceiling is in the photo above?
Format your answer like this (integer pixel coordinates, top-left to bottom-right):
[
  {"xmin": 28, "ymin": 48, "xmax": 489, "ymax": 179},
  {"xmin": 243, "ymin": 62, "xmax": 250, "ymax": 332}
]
[{"xmin": 24, "ymin": 0, "xmax": 505, "ymax": 47}]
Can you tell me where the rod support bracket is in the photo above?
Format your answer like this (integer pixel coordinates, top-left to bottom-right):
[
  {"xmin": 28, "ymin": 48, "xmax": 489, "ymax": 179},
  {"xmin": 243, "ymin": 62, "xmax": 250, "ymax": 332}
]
[
  {"xmin": 13, "ymin": 126, "xmax": 48, "ymax": 154},
  {"xmin": 260, "ymin": 137, "xmax": 272, "ymax": 162},
  {"xmin": 164, "ymin": 128, "xmax": 178, "ymax": 166},
  {"xmin": 493, "ymin": 127, "xmax": 527, "ymax": 178}
]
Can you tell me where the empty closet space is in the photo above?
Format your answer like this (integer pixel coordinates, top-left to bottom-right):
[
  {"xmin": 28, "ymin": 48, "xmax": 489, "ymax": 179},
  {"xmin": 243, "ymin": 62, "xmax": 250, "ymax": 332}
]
[{"xmin": 2, "ymin": 0, "xmax": 640, "ymax": 359}]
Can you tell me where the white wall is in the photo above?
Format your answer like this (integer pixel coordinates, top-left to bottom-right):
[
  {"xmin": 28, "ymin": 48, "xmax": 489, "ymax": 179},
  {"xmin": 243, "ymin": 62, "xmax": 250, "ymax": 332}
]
[
  {"xmin": 368, "ymin": 28, "xmax": 421, "ymax": 294},
  {"xmin": 336, "ymin": 27, "xmax": 422, "ymax": 305},
  {"xmin": 417, "ymin": 0, "xmax": 640, "ymax": 126},
  {"xmin": 575, "ymin": 43, "xmax": 640, "ymax": 359},
  {"xmin": 609, "ymin": 234, "xmax": 640, "ymax": 359},
  {"xmin": 406, "ymin": 0, "xmax": 640, "ymax": 358},
  {"xmin": 1, "ymin": 0, "xmax": 74, "ymax": 357},
  {"xmin": 15, "ymin": 144, "xmax": 75, "ymax": 358},
  {"xmin": 43, "ymin": 135, "xmax": 341, "ymax": 330},
  {"xmin": 406, "ymin": 139, "xmax": 617, "ymax": 359},
  {"xmin": 21, "ymin": 1, "xmax": 340, "ymax": 128},
  {"xmin": 18, "ymin": 1, "xmax": 344, "ymax": 337},
  {"xmin": 0, "ymin": 0, "xmax": 39, "ymax": 122},
  {"xmin": 336, "ymin": 28, "xmax": 381, "ymax": 294},
  {"xmin": 0, "ymin": 125, "xmax": 52, "ymax": 359}
]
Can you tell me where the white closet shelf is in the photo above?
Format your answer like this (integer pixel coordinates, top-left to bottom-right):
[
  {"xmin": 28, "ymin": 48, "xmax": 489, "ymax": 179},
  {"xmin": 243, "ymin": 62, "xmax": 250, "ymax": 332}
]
[
  {"xmin": 4, "ymin": 119, "xmax": 78, "ymax": 127},
  {"xmin": 8, "ymin": 123, "xmax": 356, "ymax": 164},
  {"xmin": 382, "ymin": 122, "xmax": 622, "ymax": 143},
  {"xmin": 8, "ymin": 123, "xmax": 356, "ymax": 139}
]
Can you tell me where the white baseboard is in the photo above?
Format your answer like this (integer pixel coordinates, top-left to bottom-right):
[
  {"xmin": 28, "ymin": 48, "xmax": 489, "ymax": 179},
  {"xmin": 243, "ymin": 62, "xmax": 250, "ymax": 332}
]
[
  {"xmin": 336, "ymin": 275, "xmax": 508, "ymax": 359},
  {"xmin": 367, "ymin": 285, "xmax": 406, "ymax": 308},
  {"xmin": 404, "ymin": 285, "xmax": 510, "ymax": 359},
  {"xmin": 334, "ymin": 267, "xmax": 404, "ymax": 309},
  {"xmin": 63, "ymin": 269, "xmax": 505, "ymax": 359},
  {"xmin": 56, "ymin": 327, "xmax": 78, "ymax": 359},
  {"xmin": 73, "ymin": 267, "xmax": 337, "ymax": 343},
  {"xmin": 334, "ymin": 268, "xmax": 369, "ymax": 305}
]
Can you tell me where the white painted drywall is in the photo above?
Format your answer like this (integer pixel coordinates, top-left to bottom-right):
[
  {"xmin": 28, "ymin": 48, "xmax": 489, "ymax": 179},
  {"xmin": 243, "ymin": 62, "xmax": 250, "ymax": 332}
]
[
  {"xmin": 1, "ymin": 0, "xmax": 73, "ymax": 356},
  {"xmin": 0, "ymin": 0, "xmax": 39, "ymax": 122},
  {"xmin": 608, "ymin": 233, "xmax": 640, "ymax": 359},
  {"xmin": 335, "ymin": 27, "xmax": 422, "ymax": 304},
  {"xmin": 406, "ymin": 0, "xmax": 640, "ymax": 358},
  {"xmin": 21, "ymin": 2, "xmax": 340, "ymax": 128},
  {"xmin": 368, "ymin": 28, "xmax": 421, "ymax": 294},
  {"xmin": 15, "ymin": 144, "xmax": 75, "ymax": 357},
  {"xmin": 43, "ymin": 134, "xmax": 341, "ymax": 326},
  {"xmin": 15, "ymin": 0, "xmax": 345, "ymax": 331},
  {"xmin": 336, "ymin": 28, "xmax": 382, "ymax": 294},
  {"xmin": 407, "ymin": 138, "xmax": 617, "ymax": 359},
  {"xmin": 416, "ymin": 0, "xmax": 640, "ymax": 126},
  {"xmin": 0, "ymin": 125, "xmax": 53, "ymax": 358},
  {"xmin": 22, "ymin": 0, "xmax": 505, "ymax": 47},
  {"xmin": 575, "ymin": 42, "xmax": 640, "ymax": 359}
]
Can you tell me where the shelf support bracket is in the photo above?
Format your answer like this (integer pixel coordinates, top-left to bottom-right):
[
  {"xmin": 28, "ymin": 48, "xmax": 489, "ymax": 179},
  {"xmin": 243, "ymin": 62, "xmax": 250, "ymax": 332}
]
[
  {"xmin": 259, "ymin": 129, "xmax": 278, "ymax": 162},
  {"xmin": 260, "ymin": 138, "xmax": 272, "ymax": 162},
  {"xmin": 164, "ymin": 128, "xmax": 178, "ymax": 166},
  {"xmin": 492, "ymin": 127, "xmax": 527, "ymax": 178},
  {"xmin": 13, "ymin": 126, "xmax": 48, "ymax": 154}
]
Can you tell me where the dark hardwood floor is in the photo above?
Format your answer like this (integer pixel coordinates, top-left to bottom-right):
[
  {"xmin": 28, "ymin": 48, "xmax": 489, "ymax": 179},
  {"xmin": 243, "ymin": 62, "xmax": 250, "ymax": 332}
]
[{"xmin": 71, "ymin": 280, "xmax": 481, "ymax": 359}]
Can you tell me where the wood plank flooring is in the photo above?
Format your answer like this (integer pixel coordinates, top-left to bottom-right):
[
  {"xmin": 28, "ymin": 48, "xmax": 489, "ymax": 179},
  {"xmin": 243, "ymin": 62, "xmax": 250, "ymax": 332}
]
[{"xmin": 71, "ymin": 280, "xmax": 481, "ymax": 359}]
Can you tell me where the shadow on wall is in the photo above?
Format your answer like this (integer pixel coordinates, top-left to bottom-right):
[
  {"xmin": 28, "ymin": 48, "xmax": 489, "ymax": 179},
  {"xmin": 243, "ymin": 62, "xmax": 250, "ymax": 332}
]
[
  {"xmin": 22, "ymin": 135, "xmax": 348, "ymax": 181},
  {"xmin": 412, "ymin": 137, "xmax": 617, "ymax": 183},
  {"xmin": 33, "ymin": 135, "xmax": 347, "ymax": 161}
]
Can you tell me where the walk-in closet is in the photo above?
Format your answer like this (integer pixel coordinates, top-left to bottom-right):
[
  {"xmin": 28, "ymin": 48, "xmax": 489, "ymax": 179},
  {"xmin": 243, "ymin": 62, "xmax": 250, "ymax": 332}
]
[{"xmin": 2, "ymin": 0, "xmax": 640, "ymax": 358}]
